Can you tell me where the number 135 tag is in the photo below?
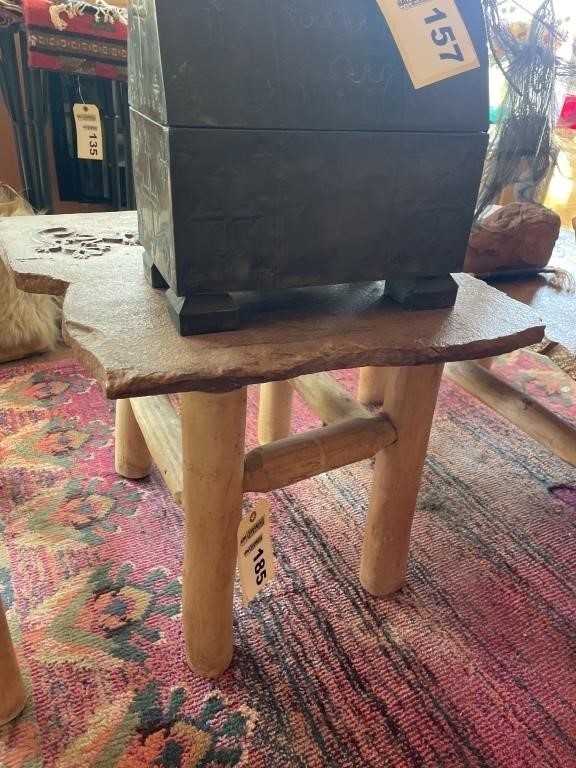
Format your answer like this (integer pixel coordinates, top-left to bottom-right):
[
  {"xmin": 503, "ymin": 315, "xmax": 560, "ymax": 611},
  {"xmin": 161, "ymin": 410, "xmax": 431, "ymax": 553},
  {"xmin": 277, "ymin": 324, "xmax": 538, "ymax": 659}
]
[
  {"xmin": 376, "ymin": 0, "xmax": 480, "ymax": 89},
  {"xmin": 237, "ymin": 500, "xmax": 275, "ymax": 605},
  {"xmin": 73, "ymin": 103, "xmax": 103, "ymax": 161}
]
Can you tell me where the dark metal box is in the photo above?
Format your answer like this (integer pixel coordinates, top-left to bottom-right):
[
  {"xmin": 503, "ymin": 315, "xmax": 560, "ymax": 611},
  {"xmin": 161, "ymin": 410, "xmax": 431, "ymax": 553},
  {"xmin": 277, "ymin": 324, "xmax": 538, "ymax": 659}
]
[{"xmin": 128, "ymin": 0, "xmax": 489, "ymax": 333}]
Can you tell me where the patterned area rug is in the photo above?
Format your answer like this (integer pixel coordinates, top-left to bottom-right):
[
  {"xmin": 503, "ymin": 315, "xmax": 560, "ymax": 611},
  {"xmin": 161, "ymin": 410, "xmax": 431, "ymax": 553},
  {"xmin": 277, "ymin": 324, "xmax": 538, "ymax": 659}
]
[{"xmin": 1, "ymin": 352, "xmax": 575, "ymax": 767}]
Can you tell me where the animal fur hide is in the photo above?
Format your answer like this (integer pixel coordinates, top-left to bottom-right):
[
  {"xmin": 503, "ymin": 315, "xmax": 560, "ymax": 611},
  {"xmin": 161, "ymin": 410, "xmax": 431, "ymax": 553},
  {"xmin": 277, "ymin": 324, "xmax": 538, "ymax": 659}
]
[{"xmin": 0, "ymin": 184, "xmax": 62, "ymax": 363}]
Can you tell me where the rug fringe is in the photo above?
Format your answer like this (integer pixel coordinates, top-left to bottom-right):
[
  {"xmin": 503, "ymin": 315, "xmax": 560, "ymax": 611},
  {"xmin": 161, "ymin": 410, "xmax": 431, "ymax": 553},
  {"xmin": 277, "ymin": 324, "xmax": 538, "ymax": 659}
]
[
  {"xmin": 548, "ymin": 267, "xmax": 576, "ymax": 292},
  {"xmin": 49, "ymin": 0, "xmax": 127, "ymax": 32}
]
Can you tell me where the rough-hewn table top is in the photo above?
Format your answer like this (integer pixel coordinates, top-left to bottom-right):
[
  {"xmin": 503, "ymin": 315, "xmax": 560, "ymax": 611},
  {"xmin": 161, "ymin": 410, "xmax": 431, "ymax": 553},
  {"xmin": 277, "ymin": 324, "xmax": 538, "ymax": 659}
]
[{"xmin": 0, "ymin": 212, "xmax": 544, "ymax": 398}]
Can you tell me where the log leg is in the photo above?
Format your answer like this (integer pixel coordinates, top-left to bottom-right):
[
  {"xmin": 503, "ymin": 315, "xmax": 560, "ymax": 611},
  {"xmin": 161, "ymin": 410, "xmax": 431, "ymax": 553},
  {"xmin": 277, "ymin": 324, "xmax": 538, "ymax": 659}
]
[
  {"xmin": 0, "ymin": 598, "xmax": 26, "ymax": 725},
  {"xmin": 357, "ymin": 367, "xmax": 388, "ymax": 406},
  {"xmin": 360, "ymin": 364, "xmax": 443, "ymax": 596},
  {"xmin": 258, "ymin": 381, "xmax": 293, "ymax": 444},
  {"xmin": 180, "ymin": 388, "xmax": 247, "ymax": 677},
  {"xmin": 475, "ymin": 356, "xmax": 496, "ymax": 370},
  {"xmin": 114, "ymin": 398, "xmax": 152, "ymax": 479}
]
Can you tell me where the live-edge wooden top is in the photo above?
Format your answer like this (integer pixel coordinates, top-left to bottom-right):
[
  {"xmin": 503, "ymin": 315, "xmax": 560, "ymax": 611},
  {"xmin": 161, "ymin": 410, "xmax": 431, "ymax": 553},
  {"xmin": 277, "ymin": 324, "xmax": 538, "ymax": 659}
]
[{"xmin": 0, "ymin": 212, "xmax": 544, "ymax": 398}]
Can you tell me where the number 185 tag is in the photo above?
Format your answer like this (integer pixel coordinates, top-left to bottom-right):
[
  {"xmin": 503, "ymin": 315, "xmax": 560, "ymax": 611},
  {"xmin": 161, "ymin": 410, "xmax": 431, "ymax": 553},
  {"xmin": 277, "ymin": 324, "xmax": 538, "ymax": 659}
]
[
  {"xmin": 237, "ymin": 501, "xmax": 275, "ymax": 605},
  {"xmin": 376, "ymin": 0, "xmax": 480, "ymax": 89},
  {"xmin": 73, "ymin": 103, "xmax": 103, "ymax": 161}
]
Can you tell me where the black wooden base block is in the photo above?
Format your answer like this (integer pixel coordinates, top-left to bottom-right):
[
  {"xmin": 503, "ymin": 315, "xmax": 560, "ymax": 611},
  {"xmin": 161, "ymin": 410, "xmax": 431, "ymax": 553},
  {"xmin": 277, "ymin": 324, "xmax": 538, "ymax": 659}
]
[
  {"xmin": 143, "ymin": 251, "xmax": 168, "ymax": 290},
  {"xmin": 385, "ymin": 275, "xmax": 459, "ymax": 310},
  {"xmin": 165, "ymin": 289, "xmax": 240, "ymax": 335}
]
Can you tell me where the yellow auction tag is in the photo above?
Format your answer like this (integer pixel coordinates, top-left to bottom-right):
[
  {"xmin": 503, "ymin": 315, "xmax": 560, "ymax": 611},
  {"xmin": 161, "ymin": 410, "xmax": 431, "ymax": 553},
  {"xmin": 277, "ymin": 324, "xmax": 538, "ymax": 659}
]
[
  {"xmin": 237, "ymin": 501, "xmax": 275, "ymax": 605},
  {"xmin": 376, "ymin": 0, "xmax": 480, "ymax": 89},
  {"xmin": 73, "ymin": 103, "xmax": 103, "ymax": 161}
]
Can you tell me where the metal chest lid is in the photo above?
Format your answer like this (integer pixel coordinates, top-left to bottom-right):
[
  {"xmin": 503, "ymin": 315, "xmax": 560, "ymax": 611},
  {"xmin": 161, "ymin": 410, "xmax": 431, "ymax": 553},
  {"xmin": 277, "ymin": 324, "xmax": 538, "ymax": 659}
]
[{"xmin": 128, "ymin": 0, "xmax": 489, "ymax": 133}]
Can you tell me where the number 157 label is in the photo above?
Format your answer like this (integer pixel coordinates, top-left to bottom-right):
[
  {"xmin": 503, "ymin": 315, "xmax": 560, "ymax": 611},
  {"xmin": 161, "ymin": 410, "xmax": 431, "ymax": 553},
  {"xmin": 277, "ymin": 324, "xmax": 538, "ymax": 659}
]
[{"xmin": 376, "ymin": 0, "xmax": 480, "ymax": 89}]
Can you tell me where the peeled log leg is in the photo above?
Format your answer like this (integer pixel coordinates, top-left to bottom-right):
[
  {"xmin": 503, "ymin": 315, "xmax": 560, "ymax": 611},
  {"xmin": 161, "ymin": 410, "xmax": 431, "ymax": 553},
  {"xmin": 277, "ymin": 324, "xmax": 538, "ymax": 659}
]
[
  {"xmin": 114, "ymin": 398, "xmax": 152, "ymax": 479},
  {"xmin": 258, "ymin": 381, "xmax": 293, "ymax": 444},
  {"xmin": 180, "ymin": 388, "xmax": 247, "ymax": 677},
  {"xmin": 360, "ymin": 364, "xmax": 443, "ymax": 596},
  {"xmin": 357, "ymin": 367, "xmax": 388, "ymax": 406},
  {"xmin": 475, "ymin": 356, "xmax": 496, "ymax": 369},
  {"xmin": 0, "ymin": 598, "xmax": 26, "ymax": 725}
]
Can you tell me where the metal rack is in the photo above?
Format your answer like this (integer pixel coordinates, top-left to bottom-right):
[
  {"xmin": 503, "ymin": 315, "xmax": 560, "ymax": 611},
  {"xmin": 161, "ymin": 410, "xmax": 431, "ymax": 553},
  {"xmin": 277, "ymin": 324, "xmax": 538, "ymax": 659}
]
[{"xmin": 0, "ymin": 27, "xmax": 134, "ymax": 212}]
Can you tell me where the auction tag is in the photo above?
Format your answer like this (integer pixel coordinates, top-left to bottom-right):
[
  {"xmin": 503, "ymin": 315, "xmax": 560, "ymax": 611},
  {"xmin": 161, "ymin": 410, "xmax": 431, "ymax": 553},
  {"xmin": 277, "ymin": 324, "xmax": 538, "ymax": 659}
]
[
  {"xmin": 73, "ymin": 103, "xmax": 103, "ymax": 161},
  {"xmin": 375, "ymin": 0, "xmax": 480, "ymax": 89},
  {"xmin": 237, "ymin": 500, "xmax": 275, "ymax": 605}
]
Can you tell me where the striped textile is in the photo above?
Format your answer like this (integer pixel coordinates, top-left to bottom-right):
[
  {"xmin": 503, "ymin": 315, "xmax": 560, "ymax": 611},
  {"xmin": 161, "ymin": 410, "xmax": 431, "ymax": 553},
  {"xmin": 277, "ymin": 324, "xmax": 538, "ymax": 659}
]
[{"xmin": 22, "ymin": 0, "xmax": 127, "ymax": 79}]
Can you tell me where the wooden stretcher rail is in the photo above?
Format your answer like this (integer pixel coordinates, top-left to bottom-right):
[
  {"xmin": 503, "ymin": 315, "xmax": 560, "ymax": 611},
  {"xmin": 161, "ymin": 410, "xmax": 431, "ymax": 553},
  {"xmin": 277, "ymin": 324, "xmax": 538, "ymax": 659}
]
[
  {"xmin": 244, "ymin": 415, "xmax": 397, "ymax": 493},
  {"xmin": 130, "ymin": 395, "xmax": 184, "ymax": 504},
  {"xmin": 290, "ymin": 372, "xmax": 371, "ymax": 424},
  {"xmin": 445, "ymin": 361, "xmax": 576, "ymax": 467}
]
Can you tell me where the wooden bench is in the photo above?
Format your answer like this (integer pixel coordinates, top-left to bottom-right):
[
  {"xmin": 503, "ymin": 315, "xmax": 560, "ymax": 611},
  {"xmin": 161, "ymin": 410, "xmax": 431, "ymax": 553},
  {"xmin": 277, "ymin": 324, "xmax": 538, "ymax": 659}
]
[
  {"xmin": 0, "ymin": 211, "xmax": 544, "ymax": 686},
  {"xmin": 447, "ymin": 229, "xmax": 576, "ymax": 467},
  {"xmin": 357, "ymin": 229, "xmax": 576, "ymax": 467}
]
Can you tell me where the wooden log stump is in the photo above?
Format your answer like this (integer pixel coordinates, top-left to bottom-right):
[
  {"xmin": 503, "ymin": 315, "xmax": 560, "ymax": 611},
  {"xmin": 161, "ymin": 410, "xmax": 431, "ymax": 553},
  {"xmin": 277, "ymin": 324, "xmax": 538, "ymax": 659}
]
[
  {"xmin": 180, "ymin": 388, "xmax": 247, "ymax": 678},
  {"xmin": 360, "ymin": 364, "xmax": 443, "ymax": 596},
  {"xmin": 258, "ymin": 381, "xmax": 294, "ymax": 443},
  {"xmin": 0, "ymin": 598, "xmax": 26, "ymax": 726},
  {"xmin": 114, "ymin": 398, "xmax": 152, "ymax": 479}
]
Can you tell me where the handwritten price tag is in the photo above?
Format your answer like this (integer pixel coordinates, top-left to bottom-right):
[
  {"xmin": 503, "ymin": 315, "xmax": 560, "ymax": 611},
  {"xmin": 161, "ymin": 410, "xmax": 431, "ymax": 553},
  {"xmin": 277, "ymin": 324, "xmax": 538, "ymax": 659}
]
[
  {"xmin": 73, "ymin": 103, "xmax": 103, "ymax": 161},
  {"xmin": 237, "ymin": 500, "xmax": 275, "ymax": 605},
  {"xmin": 376, "ymin": 0, "xmax": 480, "ymax": 89}
]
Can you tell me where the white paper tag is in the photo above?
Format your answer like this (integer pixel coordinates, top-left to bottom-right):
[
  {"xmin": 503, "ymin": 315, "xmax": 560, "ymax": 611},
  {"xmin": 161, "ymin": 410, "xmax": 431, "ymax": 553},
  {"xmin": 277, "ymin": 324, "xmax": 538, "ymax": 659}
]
[
  {"xmin": 237, "ymin": 500, "xmax": 275, "ymax": 605},
  {"xmin": 376, "ymin": 0, "xmax": 480, "ymax": 89},
  {"xmin": 73, "ymin": 103, "xmax": 103, "ymax": 161}
]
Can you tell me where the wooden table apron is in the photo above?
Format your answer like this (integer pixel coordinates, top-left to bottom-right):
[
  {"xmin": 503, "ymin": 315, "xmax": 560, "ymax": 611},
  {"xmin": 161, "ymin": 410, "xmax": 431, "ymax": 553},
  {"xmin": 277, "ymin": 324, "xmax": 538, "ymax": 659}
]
[{"xmin": 0, "ymin": 212, "xmax": 545, "ymax": 678}]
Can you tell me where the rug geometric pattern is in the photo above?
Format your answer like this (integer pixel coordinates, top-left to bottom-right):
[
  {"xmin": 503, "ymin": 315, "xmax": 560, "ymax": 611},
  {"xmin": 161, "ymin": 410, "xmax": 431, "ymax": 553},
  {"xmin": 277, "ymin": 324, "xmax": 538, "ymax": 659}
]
[{"xmin": 1, "ymin": 353, "xmax": 575, "ymax": 767}]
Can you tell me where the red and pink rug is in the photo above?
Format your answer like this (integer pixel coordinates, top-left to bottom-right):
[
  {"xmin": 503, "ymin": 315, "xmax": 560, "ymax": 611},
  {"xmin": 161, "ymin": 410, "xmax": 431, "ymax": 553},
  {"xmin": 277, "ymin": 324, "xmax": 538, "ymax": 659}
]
[{"xmin": 1, "ymin": 352, "xmax": 575, "ymax": 767}]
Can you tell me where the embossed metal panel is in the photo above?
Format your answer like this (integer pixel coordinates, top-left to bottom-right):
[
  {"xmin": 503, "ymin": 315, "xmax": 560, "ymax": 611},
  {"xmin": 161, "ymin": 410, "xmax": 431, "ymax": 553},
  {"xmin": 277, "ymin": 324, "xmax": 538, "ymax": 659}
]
[
  {"xmin": 129, "ymin": 0, "xmax": 490, "ymax": 330},
  {"xmin": 131, "ymin": 109, "xmax": 487, "ymax": 296},
  {"xmin": 128, "ymin": 0, "xmax": 488, "ymax": 133}
]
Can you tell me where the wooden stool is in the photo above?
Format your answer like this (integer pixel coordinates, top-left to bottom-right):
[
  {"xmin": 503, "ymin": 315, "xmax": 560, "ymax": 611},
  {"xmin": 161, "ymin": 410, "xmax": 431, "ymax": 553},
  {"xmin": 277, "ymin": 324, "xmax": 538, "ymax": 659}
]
[{"xmin": 1, "ymin": 211, "xmax": 544, "ymax": 678}]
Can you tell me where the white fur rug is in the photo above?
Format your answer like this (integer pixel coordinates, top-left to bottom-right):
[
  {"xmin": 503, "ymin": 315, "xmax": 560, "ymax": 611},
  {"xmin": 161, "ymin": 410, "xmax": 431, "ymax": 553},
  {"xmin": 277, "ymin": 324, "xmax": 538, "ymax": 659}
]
[{"xmin": 0, "ymin": 185, "xmax": 61, "ymax": 363}]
